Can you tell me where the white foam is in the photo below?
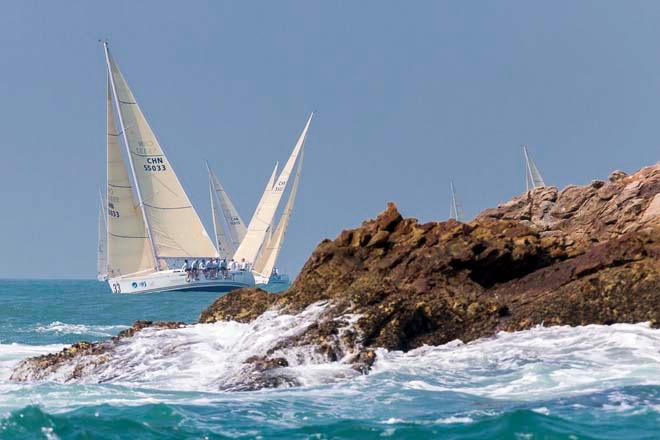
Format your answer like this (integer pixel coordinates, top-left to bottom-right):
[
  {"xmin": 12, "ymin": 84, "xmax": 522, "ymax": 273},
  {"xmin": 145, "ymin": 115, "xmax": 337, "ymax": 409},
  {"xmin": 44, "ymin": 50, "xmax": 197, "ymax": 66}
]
[
  {"xmin": 35, "ymin": 301, "xmax": 360, "ymax": 391},
  {"xmin": 371, "ymin": 323, "xmax": 660, "ymax": 401},
  {"xmin": 34, "ymin": 322, "xmax": 129, "ymax": 338}
]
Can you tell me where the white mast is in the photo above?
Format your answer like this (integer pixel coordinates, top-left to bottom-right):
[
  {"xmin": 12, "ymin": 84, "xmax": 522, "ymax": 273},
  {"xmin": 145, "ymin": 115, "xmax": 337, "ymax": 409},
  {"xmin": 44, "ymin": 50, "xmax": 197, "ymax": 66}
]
[
  {"xmin": 103, "ymin": 42, "xmax": 159, "ymax": 270},
  {"xmin": 449, "ymin": 179, "xmax": 464, "ymax": 222}
]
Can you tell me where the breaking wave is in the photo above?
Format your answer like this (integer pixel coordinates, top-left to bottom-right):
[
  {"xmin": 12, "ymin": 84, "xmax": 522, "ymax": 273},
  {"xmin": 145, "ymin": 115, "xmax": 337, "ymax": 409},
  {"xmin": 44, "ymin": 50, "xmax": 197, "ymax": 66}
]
[{"xmin": 33, "ymin": 322, "xmax": 130, "ymax": 338}]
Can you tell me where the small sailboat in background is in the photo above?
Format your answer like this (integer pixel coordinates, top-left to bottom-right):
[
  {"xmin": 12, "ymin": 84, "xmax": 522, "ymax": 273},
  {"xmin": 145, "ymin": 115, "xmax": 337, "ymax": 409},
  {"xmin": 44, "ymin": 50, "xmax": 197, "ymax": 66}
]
[
  {"xmin": 99, "ymin": 42, "xmax": 254, "ymax": 294},
  {"xmin": 523, "ymin": 145, "xmax": 546, "ymax": 191},
  {"xmin": 449, "ymin": 180, "xmax": 464, "ymax": 222}
]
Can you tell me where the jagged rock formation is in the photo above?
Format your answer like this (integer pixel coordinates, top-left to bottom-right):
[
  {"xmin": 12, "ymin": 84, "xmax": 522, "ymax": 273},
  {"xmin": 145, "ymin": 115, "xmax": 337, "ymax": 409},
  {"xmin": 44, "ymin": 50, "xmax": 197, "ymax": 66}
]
[{"xmin": 12, "ymin": 164, "xmax": 660, "ymax": 387}]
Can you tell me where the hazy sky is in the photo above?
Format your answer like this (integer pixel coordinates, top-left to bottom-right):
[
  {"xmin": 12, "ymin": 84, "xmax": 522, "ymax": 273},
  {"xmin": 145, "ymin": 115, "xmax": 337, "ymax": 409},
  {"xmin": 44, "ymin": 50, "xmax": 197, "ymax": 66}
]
[{"xmin": 0, "ymin": 1, "xmax": 658, "ymax": 279}]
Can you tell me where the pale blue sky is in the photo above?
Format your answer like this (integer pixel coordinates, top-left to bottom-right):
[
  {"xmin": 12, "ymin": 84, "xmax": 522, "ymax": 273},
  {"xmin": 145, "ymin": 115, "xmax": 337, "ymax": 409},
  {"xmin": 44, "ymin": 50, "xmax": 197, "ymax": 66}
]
[{"xmin": 0, "ymin": 1, "xmax": 657, "ymax": 278}]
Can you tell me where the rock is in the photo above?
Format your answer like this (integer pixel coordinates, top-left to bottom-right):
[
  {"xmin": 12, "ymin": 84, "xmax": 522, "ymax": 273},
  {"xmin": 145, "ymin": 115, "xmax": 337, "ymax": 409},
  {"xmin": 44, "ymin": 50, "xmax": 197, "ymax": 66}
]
[
  {"xmin": 10, "ymin": 321, "xmax": 184, "ymax": 382},
  {"xmin": 12, "ymin": 163, "xmax": 660, "ymax": 387},
  {"xmin": 591, "ymin": 179, "xmax": 605, "ymax": 189}
]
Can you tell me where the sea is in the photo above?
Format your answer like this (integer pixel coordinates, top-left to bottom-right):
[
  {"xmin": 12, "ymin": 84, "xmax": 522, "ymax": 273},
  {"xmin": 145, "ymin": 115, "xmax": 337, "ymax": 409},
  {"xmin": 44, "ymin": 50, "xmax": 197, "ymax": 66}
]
[{"xmin": 0, "ymin": 279, "xmax": 658, "ymax": 439}]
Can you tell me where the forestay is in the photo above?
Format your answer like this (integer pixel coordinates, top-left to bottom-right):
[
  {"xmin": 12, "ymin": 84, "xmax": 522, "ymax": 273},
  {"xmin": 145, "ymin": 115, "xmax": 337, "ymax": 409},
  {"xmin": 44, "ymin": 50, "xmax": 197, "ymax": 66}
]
[
  {"xmin": 233, "ymin": 113, "xmax": 313, "ymax": 264},
  {"xmin": 106, "ymin": 51, "xmax": 218, "ymax": 260}
]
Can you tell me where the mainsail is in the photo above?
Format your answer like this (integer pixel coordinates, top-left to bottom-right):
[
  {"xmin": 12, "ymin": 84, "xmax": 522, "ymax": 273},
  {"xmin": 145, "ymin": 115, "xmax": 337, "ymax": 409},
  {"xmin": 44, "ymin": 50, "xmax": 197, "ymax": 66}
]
[
  {"xmin": 523, "ymin": 145, "xmax": 546, "ymax": 191},
  {"xmin": 105, "ymin": 80, "xmax": 155, "ymax": 277},
  {"xmin": 233, "ymin": 113, "xmax": 313, "ymax": 264},
  {"xmin": 253, "ymin": 150, "xmax": 304, "ymax": 277},
  {"xmin": 104, "ymin": 44, "xmax": 218, "ymax": 264},
  {"xmin": 449, "ymin": 180, "xmax": 464, "ymax": 222},
  {"xmin": 206, "ymin": 162, "xmax": 247, "ymax": 252},
  {"xmin": 97, "ymin": 190, "xmax": 108, "ymax": 281}
]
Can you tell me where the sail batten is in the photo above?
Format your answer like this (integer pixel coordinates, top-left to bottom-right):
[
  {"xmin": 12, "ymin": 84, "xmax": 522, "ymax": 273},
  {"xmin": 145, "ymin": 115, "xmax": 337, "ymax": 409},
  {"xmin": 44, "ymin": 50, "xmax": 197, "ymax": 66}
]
[
  {"xmin": 104, "ymin": 44, "xmax": 218, "ymax": 263},
  {"xmin": 234, "ymin": 113, "xmax": 313, "ymax": 264}
]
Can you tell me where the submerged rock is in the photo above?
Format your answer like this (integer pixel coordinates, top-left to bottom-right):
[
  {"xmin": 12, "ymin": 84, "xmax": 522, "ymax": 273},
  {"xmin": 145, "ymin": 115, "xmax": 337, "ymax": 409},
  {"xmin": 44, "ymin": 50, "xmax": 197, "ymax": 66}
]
[{"xmin": 12, "ymin": 163, "xmax": 660, "ymax": 388}]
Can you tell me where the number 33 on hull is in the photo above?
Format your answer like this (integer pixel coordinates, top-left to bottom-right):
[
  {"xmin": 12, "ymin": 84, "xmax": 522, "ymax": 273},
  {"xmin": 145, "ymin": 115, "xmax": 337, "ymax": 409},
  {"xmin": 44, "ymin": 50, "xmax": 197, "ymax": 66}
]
[{"xmin": 107, "ymin": 270, "xmax": 255, "ymax": 295}]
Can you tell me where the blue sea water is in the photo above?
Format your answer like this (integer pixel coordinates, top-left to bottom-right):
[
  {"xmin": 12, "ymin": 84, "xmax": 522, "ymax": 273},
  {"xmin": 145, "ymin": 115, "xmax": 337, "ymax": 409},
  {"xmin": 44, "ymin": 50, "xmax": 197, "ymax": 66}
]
[{"xmin": 1, "ymin": 279, "xmax": 659, "ymax": 439}]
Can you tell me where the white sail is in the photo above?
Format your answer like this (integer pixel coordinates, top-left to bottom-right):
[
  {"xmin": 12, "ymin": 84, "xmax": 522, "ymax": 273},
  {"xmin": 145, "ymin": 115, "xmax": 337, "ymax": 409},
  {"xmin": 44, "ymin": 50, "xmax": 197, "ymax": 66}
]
[
  {"xmin": 97, "ymin": 191, "xmax": 108, "ymax": 281},
  {"xmin": 105, "ymin": 81, "xmax": 155, "ymax": 278},
  {"xmin": 208, "ymin": 169, "xmax": 236, "ymax": 258},
  {"xmin": 105, "ymin": 47, "xmax": 218, "ymax": 263},
  {"xmin": 234, "ymin": 113, "xmax": 313, "ymax": 264},
  {"xmin": 253, "ymin": 150, "xmax": 304, "ymax": 277},
  {"xmin": 523, "ymin": 145, "xmax": 546, "ymax": 191},
  {"xmin": 206, "ymin": 162, "xmax": 247, "ymax": 251},
  {"xmin": 449, "ymin": 180, "xmax": 464, "ymax": 222}
]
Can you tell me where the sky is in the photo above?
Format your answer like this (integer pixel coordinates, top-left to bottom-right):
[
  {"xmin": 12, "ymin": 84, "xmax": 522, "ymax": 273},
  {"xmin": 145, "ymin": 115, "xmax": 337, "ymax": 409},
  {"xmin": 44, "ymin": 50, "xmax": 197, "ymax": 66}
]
[{"xmin": 0, "ymin": 1, "xmax": 658, "ymax": 279}]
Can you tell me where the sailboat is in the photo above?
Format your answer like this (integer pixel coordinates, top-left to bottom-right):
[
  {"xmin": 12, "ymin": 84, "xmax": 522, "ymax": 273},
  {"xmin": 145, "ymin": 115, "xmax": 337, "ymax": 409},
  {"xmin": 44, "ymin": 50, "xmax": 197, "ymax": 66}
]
[
  {"xmin": 207, "ymin": 114, "xmax": 312, "ymax": 288},
  {"xmin": 449, "ymin": 180, "xmax": 464, "ymax": 222},
  {"xmin": 99, "ymin": 43, "xmax": 254, "ymax": 294},
  {"xmin": 523, "ymin": 145, "xmax": 546, "ymax": 191}
]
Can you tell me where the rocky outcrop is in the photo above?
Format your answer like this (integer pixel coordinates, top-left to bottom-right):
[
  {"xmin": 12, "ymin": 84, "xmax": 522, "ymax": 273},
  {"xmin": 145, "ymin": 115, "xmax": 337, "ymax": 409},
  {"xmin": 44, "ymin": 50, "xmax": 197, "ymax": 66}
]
[
  {"xmin": 12, "ymin": 163, "xmax": 660, "ymax": 387},
  {"xmin": 200, "ymin": 163, "xmax": 660, "ymax": 364},
  {"xmin": 10, "ymin": 321, "xmax": 184, "ymax": 382}
]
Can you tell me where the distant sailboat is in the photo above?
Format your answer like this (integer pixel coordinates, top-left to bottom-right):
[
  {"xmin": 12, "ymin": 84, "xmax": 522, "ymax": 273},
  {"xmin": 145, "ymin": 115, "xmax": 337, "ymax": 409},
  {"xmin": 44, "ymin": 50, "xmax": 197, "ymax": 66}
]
[
  {"xmin": 252, "ymin": 150, "xmax": 304, "ymax": 285},
  {"xmin": 233, "ymin": 113, "xmax": 313, "ymax": 270},
  {"xmin": 100, "ymin": 42, "xmax": 254, "ymax": 294},
  {"xmin": 207, "ymin": 162, "xmax": 247, "ymax": 258},
  {"xmin": 523, "ymin": 145, "xmax": 546, "ymax": 191},
  {"xmin": 449, "ymin": 180, "xmax": 464, "ymax": 222}
]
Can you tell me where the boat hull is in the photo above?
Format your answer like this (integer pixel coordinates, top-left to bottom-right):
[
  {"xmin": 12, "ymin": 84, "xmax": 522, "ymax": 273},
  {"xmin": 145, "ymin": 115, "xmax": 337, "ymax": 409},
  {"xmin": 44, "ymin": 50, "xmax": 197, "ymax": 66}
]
[
  {"xmin": 254, "ymin": 273, "xmax": 291, "ymax": 293},
  {"xmin": 107, "ymin": 269, "xmax": 255, "ymax": 295}
]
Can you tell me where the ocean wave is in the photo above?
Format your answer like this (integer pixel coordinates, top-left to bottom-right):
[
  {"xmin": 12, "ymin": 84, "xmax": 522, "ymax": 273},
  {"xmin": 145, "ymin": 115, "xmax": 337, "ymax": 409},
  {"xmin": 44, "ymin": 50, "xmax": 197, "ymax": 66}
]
[
  {"xmin": 33, "ymin": 322, "xmax": 129, "ymax": 338},
  {"xmin": 1, "ymin": 401, "xmax": 658, "ymax": 440},
  {"xmin": 371, "ymin": 323, "xmax": 660, "ymax": 401},
  {"xmin": 11, "ymin": 301, "xmax": 660, "ymax": 406}
]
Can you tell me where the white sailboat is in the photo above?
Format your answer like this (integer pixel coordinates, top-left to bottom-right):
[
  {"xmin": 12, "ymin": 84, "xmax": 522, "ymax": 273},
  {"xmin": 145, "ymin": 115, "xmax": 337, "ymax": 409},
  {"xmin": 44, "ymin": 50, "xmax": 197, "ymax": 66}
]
[
  {"xmin": 206, "ymin": 162, "xmax": 247, "ymax": 257},
  {"xmin": 523, "ymin": 145, "xmax": 546, "ymax": 191},
  {"xmin": 206, "ymin": 114, "xmax": 312, "ymax": 288},
  {"xmin": 100, "ymin": 43, "xmax": 254, "ymax": 294},
  {"xmin": 252, "ymin": 149, "xmax": 305, "ymax": 286},
  {"xmin": 449, "ymin": 179, "xmax": 464, "ymax": 222},
  {"xmin": 233, "ymin": 113, "xmax": 313, "ymax": 268}
]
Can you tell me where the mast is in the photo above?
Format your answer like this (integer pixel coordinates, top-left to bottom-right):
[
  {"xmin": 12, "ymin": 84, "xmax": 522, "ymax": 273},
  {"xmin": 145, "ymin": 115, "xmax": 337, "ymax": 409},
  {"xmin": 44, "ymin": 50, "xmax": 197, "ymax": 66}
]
[{"xmin": 103, "ymin": 41, "xmax": 159, "ymax": 270}]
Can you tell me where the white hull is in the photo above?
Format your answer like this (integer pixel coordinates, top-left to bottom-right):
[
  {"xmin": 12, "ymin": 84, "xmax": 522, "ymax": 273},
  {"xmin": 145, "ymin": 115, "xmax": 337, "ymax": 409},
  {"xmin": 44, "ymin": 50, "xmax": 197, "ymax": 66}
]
[
  {"xmin": 254, "ymin": 273, "xmax": 291, "ymax": 292},
  {"xmin": 107, "ymin": 269, "xmax": 255, "ymax": 295}
]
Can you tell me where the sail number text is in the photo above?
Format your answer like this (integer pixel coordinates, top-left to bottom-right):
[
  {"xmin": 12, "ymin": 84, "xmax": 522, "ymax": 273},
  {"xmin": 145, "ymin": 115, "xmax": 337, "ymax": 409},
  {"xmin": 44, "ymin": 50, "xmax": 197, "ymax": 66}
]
[{"xmin": 143, "ymin": 157, "xmax": 167, "ymax": 172}]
